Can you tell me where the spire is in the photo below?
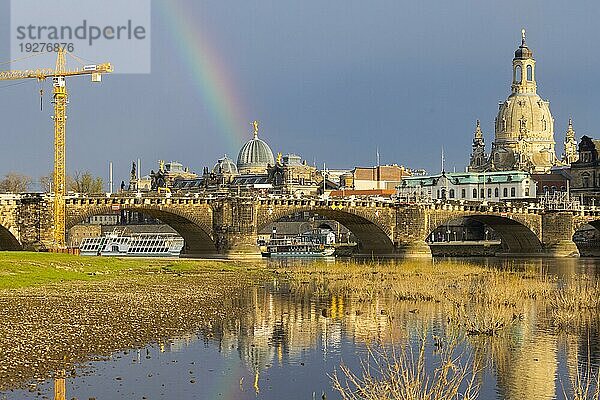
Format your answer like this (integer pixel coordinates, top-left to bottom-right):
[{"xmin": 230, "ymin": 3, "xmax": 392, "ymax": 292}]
[
  {"xmin": 566, "ymin": 117, "xmax": 574, "ymax": 137},
  {"xmin": 474, "ymin": 119, "xmax": 483, "ymax": 139},
  {"xmin": 563, "ymin": 117, "xmax": 578, "ymax": 164},
  {"xmin": 252, "ymin": 120, "xmax": 259, "ymax": 139},
  {"xmin": 514, "ymin": 28, "xmax": 533, "ymax": 60}
]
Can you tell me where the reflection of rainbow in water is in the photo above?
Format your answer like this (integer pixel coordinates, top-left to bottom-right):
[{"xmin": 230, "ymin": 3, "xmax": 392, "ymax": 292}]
[{"xmin": 154, "ymin": 2, "xmax": 250, "ymax": 153}]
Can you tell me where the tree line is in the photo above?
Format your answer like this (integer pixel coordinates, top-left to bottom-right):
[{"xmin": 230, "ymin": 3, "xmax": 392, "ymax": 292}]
[{"xmin": 0, "ymin": 171, "xmax": 104, "ymax": 194}]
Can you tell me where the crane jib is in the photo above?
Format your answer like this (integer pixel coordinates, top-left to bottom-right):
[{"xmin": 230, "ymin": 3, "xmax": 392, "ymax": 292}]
[
  {"xmin": 0, "ymin": 51, "xmax": 112, "ymax": 248},
  {"xmin": 0, "ymin": 64, "xmax": 113, "ymax": 81}
]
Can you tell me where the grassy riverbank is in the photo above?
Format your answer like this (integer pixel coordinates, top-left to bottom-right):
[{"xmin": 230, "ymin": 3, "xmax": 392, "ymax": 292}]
[{"xmin": 0, "ymin": 252, "xmax": 253, "ymax": 289}]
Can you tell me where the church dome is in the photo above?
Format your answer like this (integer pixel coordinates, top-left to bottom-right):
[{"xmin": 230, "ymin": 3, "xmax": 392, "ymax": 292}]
[
  {"xmin": 488, "ymin": 30, "xmax": 557, "ymax": 173},
  {"xmin": 237, "ymin": 121, "xmax": 275, "ymax": 174},
  {"xmin": 212, "ymin": 155, "xmax": 238, "ymax": 175},
  {"xmin": 495, "ymin": 93, "xmax": 553, "ymax": 142}
]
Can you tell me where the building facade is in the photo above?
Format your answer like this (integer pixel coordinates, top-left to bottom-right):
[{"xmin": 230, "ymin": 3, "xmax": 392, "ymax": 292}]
[
  {"xmin": 570, "ymin": 136, "xmax": 600, "ymax": 203},
  {"xmin": 397, "ymin": 171, "xmax": 536, "ymax": 202},
  {"xmin": 340, "ymin": 165, "xmax": 411, "ymax": 191}
]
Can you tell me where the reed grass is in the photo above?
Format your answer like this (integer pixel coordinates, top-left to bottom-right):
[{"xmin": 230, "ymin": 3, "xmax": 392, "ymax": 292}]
[
  {"xmin": 279, "ymin": 260, "xmax": 552, "ymax": 337},
  {"xmin": 332, "ymin": 331, "xmax": 479, "ymax": 400},
  {"xmin": 561, "ymin": 335, "xmax": 600, "ymax": 400},
  {"xmin": 279, "ymin": 260, "xmax": 600, "ymax": 399},
  {"xmin": 551, "ymin": 276, "xmax": 600, "ymax": 331}
]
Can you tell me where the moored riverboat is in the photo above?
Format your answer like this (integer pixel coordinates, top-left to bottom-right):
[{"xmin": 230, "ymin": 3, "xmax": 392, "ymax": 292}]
[{"xmin": 79, "ymin": 231, "xmax": 184, "ymax": 257}]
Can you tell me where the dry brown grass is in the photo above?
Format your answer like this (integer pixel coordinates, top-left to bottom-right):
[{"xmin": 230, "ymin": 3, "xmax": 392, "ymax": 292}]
[
  {"xmin": 332, "ymin": 331, "xmax": 479, "ymax": 400},
  {"xmin": 552, "ymin": 276, "xmax": 600, "ymax": 330},
  {"xmin": 561, "ymin": 335, "xmax": 600, "ymax": 400},
  {"xmin": 279, "ymin": 260, "xmax": 552, "ymax": 337}
]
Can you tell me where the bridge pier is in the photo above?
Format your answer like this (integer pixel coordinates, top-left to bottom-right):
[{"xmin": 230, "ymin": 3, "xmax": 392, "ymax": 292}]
[
  {"xmin": 542, "ymin": 212, "xmax": 580, "ymax": 258},
  {"xmin": 218, "ymin": 233, "xmax": 262, "ymax": 259},
  {"xmin": 394, "ymin": 241, "xmax": 433, "ymax": 258}
]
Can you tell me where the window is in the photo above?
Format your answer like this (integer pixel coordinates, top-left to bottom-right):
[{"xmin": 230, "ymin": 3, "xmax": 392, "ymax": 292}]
[
  {"xmin": 525, "ymin": 188, "xmax": 530, "ymax": 196},
  {"xmin": 515, "ymin": 65, "xmax": 522, "ymax": 82},
  {"xmin": 480, "ymin": 189, "xmax": 485, "ymax": 198},
  {"xmin": 449, "ymin": 189, "xmax": 455, "ymax": 198},
  {"xmin": 494, "ymin": 188, "xmax": 499, "ymax": 197},
  {"xmin": 526, "ymin": 65, "xmax": 533, "ymax": 81},
  {"xmin": 473, "ymin": 188, "xmax": 477, "ymax": 198},
  {"xmin": 511, "ymin": 187, "xmax": 516, "ymax": 197},
  {"xmin": 437, "ymin": 190, "xmax": 440, "ymax": 198},
  {"xmin": 583, "ymin": 173, "xmax": 591, "ymax": 188},
  {"xmin": 488, "ymin": 188, "xmax": 492, "ymax": 198},
  {"xmin": 461, "ymin": 189, "xmax": 466, "ymax": 198}
]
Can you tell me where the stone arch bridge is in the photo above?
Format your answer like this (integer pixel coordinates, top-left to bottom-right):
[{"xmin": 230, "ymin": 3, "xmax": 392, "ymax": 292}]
[{"xmin": 0, "ymin": 193, "xmax": 595, "ymax": 257}]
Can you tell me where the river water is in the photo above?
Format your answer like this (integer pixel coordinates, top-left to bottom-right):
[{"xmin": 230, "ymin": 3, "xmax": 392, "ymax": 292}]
[{"xmin": 2, "ymin": 258, "xmax": 600, "ymax": 400}]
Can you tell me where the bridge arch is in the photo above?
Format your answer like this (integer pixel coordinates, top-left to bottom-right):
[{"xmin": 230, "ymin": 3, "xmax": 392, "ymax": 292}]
[
  {"xmin": 67, "ymin": 204, "xmax": 216, "ymax": 255},
  {"xmin": 573, "ymin": 218, "xmax": 600, "ymax": 256},
  {"xmin": 258, "ymin": 206, "xmax": 395, "ymax": 254},
  {"xmin": 427, "ymin": 213, "xmax": 543, "ymax": 254},
  {"xmin": 0, "ymin": 223, "xmax": 22, "ymax": 251}
]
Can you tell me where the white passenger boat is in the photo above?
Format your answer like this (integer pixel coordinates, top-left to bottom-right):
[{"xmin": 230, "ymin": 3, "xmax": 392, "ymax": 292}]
[
  {"xmin": 261, "ymin": 236, "xmax": 335, "ymax": 258},
  {"xmin": 79, "ymin": 231, "xmax": 184, "ymax": 257}
]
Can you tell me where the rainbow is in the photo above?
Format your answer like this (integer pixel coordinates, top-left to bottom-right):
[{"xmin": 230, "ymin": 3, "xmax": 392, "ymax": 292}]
[{"xmin": 155, "ymin": 1, "xmax": 250, "ymax": 154}]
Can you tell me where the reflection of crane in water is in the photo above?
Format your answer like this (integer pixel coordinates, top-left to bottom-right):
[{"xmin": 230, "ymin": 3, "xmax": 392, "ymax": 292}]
[
  {"xmin": 254, "ymin": 370, "xmax": 260, "ymax": 395},
  {"xmin": 54, "ymin": 371, "xmax": 65, "ymax": 400}
]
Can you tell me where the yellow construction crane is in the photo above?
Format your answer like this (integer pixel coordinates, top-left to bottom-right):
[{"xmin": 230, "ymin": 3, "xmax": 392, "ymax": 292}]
[{"xmin": 0, "ymin": 49, "xmax": 112, "ymax": 248}]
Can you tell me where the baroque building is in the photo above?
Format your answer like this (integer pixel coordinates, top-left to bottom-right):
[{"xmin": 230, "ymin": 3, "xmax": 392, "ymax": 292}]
[
  {"xmin": 570, "ymin": 136, "xmax": 600, "ymax": 204},
  {"xmin": 469, "ymin": 30, "xmax": 574, "ymax": 174}
]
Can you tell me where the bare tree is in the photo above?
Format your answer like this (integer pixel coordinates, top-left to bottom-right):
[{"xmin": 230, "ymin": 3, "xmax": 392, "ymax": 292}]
[
  {"xmin": 0, "ymin": 172, "xmax": 31, "ymax": 193},
  {"xmin": 69, "ymin": 171, "xmax": 104, "ymax": 194},
  {"xmin": 39, "ymin": 173, "xmax": 52, "ymax": 193}
]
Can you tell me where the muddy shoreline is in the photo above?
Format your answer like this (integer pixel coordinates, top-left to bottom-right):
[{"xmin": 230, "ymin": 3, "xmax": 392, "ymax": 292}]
[{"xmin": 0, "ymin": 268, "xmax": 268, "ymax": 391}]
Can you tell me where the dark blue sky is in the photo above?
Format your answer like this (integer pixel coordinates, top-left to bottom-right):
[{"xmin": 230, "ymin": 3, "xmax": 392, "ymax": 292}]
[{"xmin": 1, "ymin": 0, "xmax": 599, "ymax": 188}]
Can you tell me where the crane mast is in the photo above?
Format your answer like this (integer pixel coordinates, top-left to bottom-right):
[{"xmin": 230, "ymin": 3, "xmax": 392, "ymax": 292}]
[
  {"xmin": 53, "ymin": 50, "xmax": 67, "ymax": 247},
  {"xmin": 0, "ymin": 49, "xmax": 112, "ymax": 248}
]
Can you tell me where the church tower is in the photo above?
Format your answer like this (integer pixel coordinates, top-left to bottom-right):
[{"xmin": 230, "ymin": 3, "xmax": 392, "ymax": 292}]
[
  {"xmin": 488, "ymin": 29, "xmax": 557, "ymax": 173},
  {"xmin": 469, "ymin": 120, "xmax": 487, "ymax": 171},
  {"xmin": 563, "ymin": 118, "xmax": 578, "ymax": 164},
  {"xmin": 511, "ymin": 29, "xmax": 537, "ymax": 95}
]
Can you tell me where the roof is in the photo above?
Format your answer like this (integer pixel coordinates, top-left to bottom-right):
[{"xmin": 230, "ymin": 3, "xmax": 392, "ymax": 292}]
[
  {"xmin": 231, "ymin": 175, "xmax": 271, "ymax": 186},
  {"xmin": 237, "ymin": 134, "xmax": 275, "ymax": 171}
]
